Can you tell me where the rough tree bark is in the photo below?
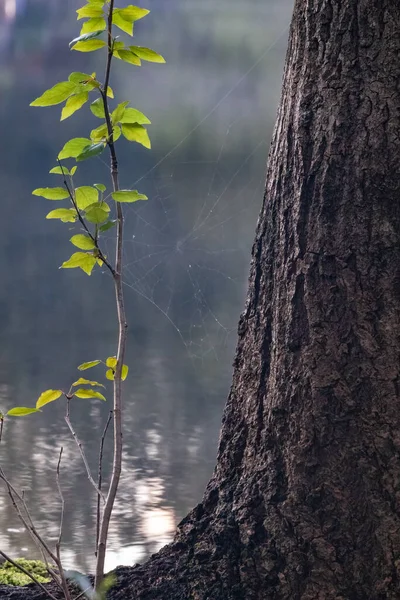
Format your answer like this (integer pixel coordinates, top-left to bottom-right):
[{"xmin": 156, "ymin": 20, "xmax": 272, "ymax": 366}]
[{"xmin": 2, "ymin": 0, "xmax": 400, "ymax": 598}]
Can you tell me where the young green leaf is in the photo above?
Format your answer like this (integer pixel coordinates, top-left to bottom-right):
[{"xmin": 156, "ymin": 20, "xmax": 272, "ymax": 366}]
[
  {"xmin": 70, "ymin": 166, "xmax": 78, "ymax": 176},
  {"xmin": 90, "ymin": 123, "xmax": 108, "ymax": 142},
  {"xmin": 118, "ymin": 5, "xmax": 149, "ymax": 22},
  {"xmin": 76, "ymin": 4, "xmax": 104, "ymax": 19},
  {"xmin": 30, "ymin": 81, "xmax": 76, "ymax": 107},
  {"xmin": 70, "ymin": 30, "xmax": 104, "ymax": 44},
  {"xmin": 60, "ymin": 252, "xmax": 97, "ymax": 275},
  {"xmin": 105, "ymin": 364, "xmax": 129, "ymax": 381},
  {"xmin": 46, "ymin": 208, "xmax": 77, "ymax": 223},
  {"xmin": 75, "ymin": 186, "xmax": 99, "ymax": 210},
  {"xmin": 69, "ymin": 71, "xmax": 93, "ymax": 83},
  {"xmin": 71, "ymin": 39, "xmax": 106, "ymax": 52},
  {"xmin": 119, "ymin": 107, "xmax": 150, "ymax": 125},
  {"xmin": 61, "ymin": 92, "xmax": 89, "ymax": 121},
  {"xmin": 105, "ymin": 369, "xmax": 114, "ymax": 381},
  {"xmin": 74, "ymin": 388, "xmax": 106, "ymax": 401},
  {"xmin": 112, "ymin": 10, "xmax": 135, "ymax": 36},
  {"xmin": 94, "ymin": 183, "xmax": 106, "ymax": 192},
  {"xmin": 80, "ymin": 17, "xmax": 106, "ymax": 34},
  {"xmin": 49, "ymin": 166, "xmax": 71, "ymax": 176},
  {"xmin": 121, "ymin": 124, "xmax": 151, "ymax": 148},
  {"xmin": 99, "ymin": 220, "xmax": 117, "ymax": 232},
  {"xmin": 106, "ymin": 86, "xmax": 114, "ymax": 99},
  {"xmin": 106, "ymin": 356, "xmax": 117, "ymax": 368},
  {"xmin": 116, "ymin": 49, "xmax": 141, "ymax": 66},
  {"xmin": 32, "ymin": 187, "xmax": 70, "ymax": 200},
  {"xmin": 36, "ymin": 389, "xmax": 63, "ymax": 409},
  {"xmin": 72, "ymin": 378, "xmax": 105, "ymax": 388},
  {"xmin": 85, "ymin": 204, "xmax": 109, "ymax": 224},
  {"xmin": 78, "ymin": 360, "xmax": 101, "ymax": 371},
  {"xmin": 76, "ymin": 142, "xmax": 106, "ymax": 161},
  {"xmin": 90, "ymin": 98, "xmax": 105, "ymax": 118},
  {"xmin": 129, "ymin": 46, "xmax": 165, "ymax": 63},
  {"xmin": 70, "ymin": 234, "xmax": 96, "ymax": 250},
  {"xmin": 7, "ymin": 407, "xmax": 40, "ymax": 417},
  {"xmin": 111, "ymin": 101, "xmax": 129, "ymax": 124},
  {"xmin": 58, "ymin": 138, "xmax": 92, "ymax": 159},
  {"xmin": 111, "ymin": 190, "xmax": 148, "ymax": 203}
]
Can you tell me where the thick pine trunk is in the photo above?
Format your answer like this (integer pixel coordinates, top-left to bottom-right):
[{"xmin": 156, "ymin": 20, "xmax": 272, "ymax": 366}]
[{"xmin": 2, "ymin": 1, "xmax": 400, "ymax": 599}]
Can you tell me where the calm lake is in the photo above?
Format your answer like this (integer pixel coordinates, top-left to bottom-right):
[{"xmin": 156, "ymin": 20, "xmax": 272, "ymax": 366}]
[{"xmin": 0, "ymin": 0, "xmax": 293, "ymax": 573}]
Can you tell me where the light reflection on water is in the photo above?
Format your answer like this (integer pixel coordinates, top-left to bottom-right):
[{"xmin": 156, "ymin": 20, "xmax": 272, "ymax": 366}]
[{"xmin": 0, "ymin": 0, "xmax": 293, "ymax": 572}]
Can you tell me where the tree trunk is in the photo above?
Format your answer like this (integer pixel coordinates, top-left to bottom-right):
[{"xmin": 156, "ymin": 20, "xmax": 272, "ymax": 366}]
[{"xmin": 2, "ymin": 0, "xmax": 400, "ymax": 599}]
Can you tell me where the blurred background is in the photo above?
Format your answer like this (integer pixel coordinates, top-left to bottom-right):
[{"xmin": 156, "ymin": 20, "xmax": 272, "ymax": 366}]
[{"xmin": 0, "ymin": 0, "xmax": 293, "ymax": 573}]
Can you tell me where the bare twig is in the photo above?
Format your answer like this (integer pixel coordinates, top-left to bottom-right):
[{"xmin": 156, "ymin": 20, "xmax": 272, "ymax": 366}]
[
  {"xmin": 96, "ymin": 411, "xmax": 112, "ymax": 557},
  {"xmin": 0, "ymin": 550, "xmax": 59, "ymax": 600},
  {"xmin": 0, "ymin": 415, "xmax": 3, "ymax": 443},
  {"xmin": 95, "ymin": 0, "xmax": 127, "ymax": 588},
  {"xmin": 55, "ymin": 448, "xmax": 72, "ymax": 600},
  {"xmin": 64, "ymin": 399, "xmax": 105, "ymax": 502}
]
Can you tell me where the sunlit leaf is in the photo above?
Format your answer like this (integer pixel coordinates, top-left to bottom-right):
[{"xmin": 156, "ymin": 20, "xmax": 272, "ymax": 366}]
[
  {"xmin": 111, "ymin": 190, "xmax": 147, "ymax": 202},
  {"xmin": 30, "ymin": 81, "xmax": 76, "ymax": 107},
  {"xmin": 106, "ymin": 86, "xmax": 114, "ymax": 99},
  {"xmin": 32, "ymin": 187, "xmax": 70, "ymax": 200},
  {"xmin": 71, "ymin": 39, "xmax": 106, "ymax": 52},
  {"xmin": 60, "ymin": 252, "xmax": 97, "ymax": 275},
  {"xmin": 90, "ymin": 98, "xmax": 105, "ymax": 118},
  {"xmin": 74, "ymin": 388, "xmax": 106, "ymax": 401},
  {"xmin": 76, "ymin": 5, "xmax": 104, "ymax": 19},
  {"xmin": 106, "ymin": 356, "xmax": 117, "ymax": 368},
  {"xmin": 70, "ymin": 166, "xmax": 78, "ymax": 176},
  {"xmin": 105, "ymin": 364, "xmax": 128, "ymax": 381},
  {"xmin": 111, "ymin": 101, "xmax": 129, "ymax": 124},
  {"xmin": 7, "ymin": 407, "xmax": 40, "ymax": 417},
  {"xmin": 70, "ymin": 234, "xmax": 96, "ymax": 250},
  {"xmin": 61, "ymin": 92, "xmax": 89, "ymax": 121},
  {"xmin": 78, "ymin": 360, "xmax": 101, "ymax": 370},
  {"xmin": 46, "ymin": 208, "xmax": 77, "ymax": 223},
  {"xmin": 112, "ymin": 10, "xmax": 134, "ymax": 35},
  {"xmin": 85, "ymin": 204, "xmax": 109, "ymax": 224},
  {"xmin": 72, "ymin": 378, "xmax": 105, "ymax": 388},
  {"xmin": 70, "ymin": 30, "xmax": 103, "ymax": 44},
  {"xmin": 58, "ymin": 137, "xmax": 92, "ymax": 159},
  {"xmin": 121, "ymin": 123, "xmax": 151, "ymax": 148},
  {"xmin": 90, "ymin": 123, "xmax": 108, "ymax": 141},
  {"xmin": 118, "ymin": 5, "xmax": 149, "ymax": 21},
  {"xmin": 116, "ymin": 49, "xmax": 141, "ymax": 66},
  {"xmin": 76, "ymin": 142, "xmax": 106, "ymax": 161},
  {"xmin": 119, "ymin": 107, "xmax": 150, "ymax": 125},
  {"xmin": 75, "ymin": 186, "xmax": 99, "ymax": 210},
  {"xmin": 94, "ymin": 183, "xmax": 106, "ymax": 192},
  {"xmin": 99, "ymin": 220, "xmax": 116, "ymax": 232},
  {"xmin": 49, "ymin": 166, "xmax": 70, "ymax": 176},
  {"xmin": 69, "ymin": 71, "xmax": 92, "ymax": 83},
  {"xmin": 105, "ymin": 369, "xmax": 114, "ymax": 381},
  {"xmin": 36, "ymin": 389, "xmax": 63, "ymax": 409},
  {"xmin": 129, "ymin": 46, "xmax": 165, "ymax": 63},
  {"xmin": 80, "ymin": 17, "xmax": 106, "ymax": 34}
]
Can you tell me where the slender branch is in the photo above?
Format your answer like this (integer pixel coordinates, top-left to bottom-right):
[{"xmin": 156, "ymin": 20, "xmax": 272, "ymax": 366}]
[
  {"xmin": 55, "ymin": 448, "xmax": 72, "ymax": 600},
  {"xmin": 95, "ymin": 0, "xmax": 128, "ymax": 588},
  {"xmin": 0, "ymin": 416, "xmax": 3, "ymax": 443},
  {"xmin": 0, "ymin": 550, "xmax": 59, "ymax": 600},
  {"xmin": 96, "ymin": 411, "xmax": 112, "ymax": 557},
  {"xmin": 64, "ymin": 399, "xmax": 105, "ymax": 503},
  {"xmin": 57, "ymin": 159, "xmax": 115, "ymax": 276}
]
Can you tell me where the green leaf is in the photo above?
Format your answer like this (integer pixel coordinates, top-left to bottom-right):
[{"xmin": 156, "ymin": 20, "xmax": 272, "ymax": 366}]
[
  {"xmin": 106, "ymin": 86, "xmax": 114, "ymax": 99},
  {"xmin": 99, "ymin": 220, "xmax": 116, "ymax": 232},
  {"xmin": 116, "ymin": 49, "xmax": 141, "ymax": 66},
  {"xmin": 61, "ymin": 252, "xmax": 97, "ymax": 275},
  {"xmin": 129, "ymin": 46, "xmax": 165, "ymax": 63},
  {"xmin": 76, "ymin": 142, "xmax": 106, "ymax": 161},
  {"xmin": 75, "ymin": 186, "xmax": 99, "ymax": 210},
  {"xmin": 7, "ymin": 407, "xmax": 40, "ymax": 417},
  {"xmin": 72, "ymin": 378, "xmax": 105, "ymax": 388},
  {"xmin": 36, "ymin": 389, "xmax": 63, "ymax": 409},
  {"xmin": 30, "ymin": 81, "xmax": 76, "ymax": 107},
  {"xmin": 46, "ymin": 208, "xmax": 77, "ymax": 223},
  {"xmin": 85, "ymin": 204, "xmax": 109, "ymax": 224},
  {"xmin": 105, "ymin": 364, "xmax": 128, "ymax": 381},
  {"xmin": 61, "ymin": 92, "xmax": 89, "ymax": 121},
  {"xmin": 70, "ymin": 30, "xmax": 104, "ymax": 44},
  {"xmin": 69, "ymin": 71, "xmax": 93, "ymax": 83},
  {"xmin": 119, "ymin": 107, "xmax": 150, "ymax": 125},
  {"xmin": 90, "ymin": 98, "xmax": 105, "ymax": 118},
  {"xmin": 58, "ymin": 138, "xmax": 92, "ymax": 159},
  {"xmin": 94, "ymin": 183, "xmax": 106, "ymax": 192},
  {"xmin": 111, "ymin": 101, "xmax": 129, "ymax": 124},
  {"xmin": 121, "ymin": 364, "xmax": 129, "ymax": 381},
  {"xmin": 111, "ymin": 190, "xmax": 147, "ymax": 203},
  {"xmin": 112, "ymin": 10, "xmax": 134, "ymax": 35},
  {"xmin": 105, "ymin": 368, "xmax": 114, "ymax": 381},
  {"xmin": 32, "ymin": 187, "xmax": 70, "ymax": 200},
  {"xmin": 74, "ymin": 388, "xmax": 106, "ymax": 401},
  {"xmin": 78, "ymin": 360, "xmax": 101, "ymax": 370},
  {"xmin": 70, "ymin": 234, "xmax": 96, "ymax": 250},
  {"xmin": 121, "ymin": 123, "xmax": 151, "ymax": 148},
  {"xmin": 71, "ymin": 166, "xmax": 78, "ymax": 176},
  {"xmin": 49, "ymin": 166, "xmax": 70, "ymax": 176},
  {"xmin": 118, "ymin": 5, "xmax": 149, "ymax": 22},
  {"xmin": 106, "ymin": 356, "xmax": 117, "ymax": 368},
  {"xmin": 90, "ymin": 123, "xmax": 108, "ymax": 141},
  {"xmin": 76, "ymin": 5, "xmax": 104, "ymax": 19},
  {"xmin": 80, "ymin": 17, "xmax": 106, "ymax": 34},
  {"xmin": 71, "ymin": 39, "xmax": 106, "ymax": 52}
]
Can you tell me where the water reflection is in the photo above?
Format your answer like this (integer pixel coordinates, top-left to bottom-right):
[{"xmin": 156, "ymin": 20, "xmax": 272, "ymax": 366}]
[{"xmin": 0, "ymin": 0, "xmax": 293, "ymax": 572}]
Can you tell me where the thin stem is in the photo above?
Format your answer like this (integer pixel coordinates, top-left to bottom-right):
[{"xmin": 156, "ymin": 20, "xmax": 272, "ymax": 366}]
[
  {"xmin": 65, "ymin": 399, "xmax": 105, "ymax": 502},
  {"xmin": 0, "ymin": 416, "xmax": 3, "ymax": 443},
  {"xmin": 95, "ymin": 0, "xmax": 128, "ymax": 588},
  {"xmin": 55, "ymin": 448, "xmax": 71, "ymax": 600},
  {"xmin": 0, "ymin": 550, "xmax": 59, "ymax": 600},
  {"xmin": 96, "ymin": 411, "xmax": 112, "ymax": 557},
  {"xmin": 57, "ymin": 159, "xmax": 115, "ymax": 276}
]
